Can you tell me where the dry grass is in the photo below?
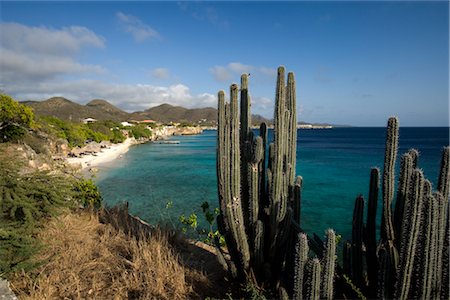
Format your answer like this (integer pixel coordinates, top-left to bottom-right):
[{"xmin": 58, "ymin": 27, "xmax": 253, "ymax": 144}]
[{"xmin": 10, "ymin": 211, "xmax": 211, "ymax": 299}]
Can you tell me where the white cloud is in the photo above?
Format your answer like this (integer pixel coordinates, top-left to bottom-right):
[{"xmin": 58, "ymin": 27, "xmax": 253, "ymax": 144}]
[
  {"xmin": 5, "ymin": 79, "xmax": 216, "ymax": 112},
  {"xmin": 116, "ymin": 12, "xmax": 160, "ymax": 42},
  {"xmin": 209, "ymin": 62, "xmax": 276, "ymax": 82},
  {"xmin": 151, "ymin": 68, "xmax": 170, "ymax": 80},
  {"xmin": 0, "ymin": 22, "xmax": 105, "ymax": 82}
]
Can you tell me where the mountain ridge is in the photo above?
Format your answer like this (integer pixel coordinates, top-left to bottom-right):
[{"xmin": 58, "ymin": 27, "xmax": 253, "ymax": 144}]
[{"xmin": 22, "ymin": 97, "xmax": 268, "ymax": 125}]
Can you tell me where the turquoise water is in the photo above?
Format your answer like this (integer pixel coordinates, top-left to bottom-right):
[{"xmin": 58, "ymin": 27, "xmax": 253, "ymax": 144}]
[{"xmin": 96, "ymin": 127, "xmax": 449, "ymax": 241}]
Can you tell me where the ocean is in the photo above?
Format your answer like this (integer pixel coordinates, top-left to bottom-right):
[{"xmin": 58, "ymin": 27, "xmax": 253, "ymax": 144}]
[{"xmin": 95, "ymin": 127, "xmax": 449, "ymax": 242}]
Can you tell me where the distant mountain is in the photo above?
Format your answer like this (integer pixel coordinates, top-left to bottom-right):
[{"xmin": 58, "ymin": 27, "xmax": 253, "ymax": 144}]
[
  {"xmin": 22, "ymin": 97, "xmax": 129, "ymax": 122},
  {"xmin": 22, "ymin": 97, "xmax": 272, "ymax": 125},
  {"xmin": 130, "ymin": 104, "xmax": 218, "ymax": 124}
]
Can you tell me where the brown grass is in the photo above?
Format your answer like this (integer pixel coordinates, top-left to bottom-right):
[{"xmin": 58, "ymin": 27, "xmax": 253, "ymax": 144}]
[{"xmin": 10, "ymin": 211, "xmax": 212, "ymax": 299}]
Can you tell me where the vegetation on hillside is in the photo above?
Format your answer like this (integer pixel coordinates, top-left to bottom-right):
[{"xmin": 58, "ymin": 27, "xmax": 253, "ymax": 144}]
[
  {"xmin": 0, "ymin": 94, "xmax": 34, "ymax": 142},
  {"xmin": 10, "ymin": 212, "xmax": 211, "ymax": 299},
  {"xmin": 0, "ymin": 144, "xmax": 103, "ymax": 274}
]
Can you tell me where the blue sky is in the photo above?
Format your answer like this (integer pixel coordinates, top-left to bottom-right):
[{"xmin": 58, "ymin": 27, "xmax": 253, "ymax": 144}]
[{"xmin": 0, "ymin": 1, "xmax": 448, "ymax": 126}]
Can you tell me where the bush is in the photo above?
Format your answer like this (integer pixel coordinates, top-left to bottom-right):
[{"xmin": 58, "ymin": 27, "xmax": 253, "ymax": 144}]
[
  {"xmin": 0, "ymin": 94, "xmax": 34, "ymax": 142},
  {"xmin": 110, "ymin": 128, "xmax": 126, "ymax": 143},
  {"xmin": 0, "ymin": 155, "xmax": 77, "ymax": 273},
  {"xmin": 130, "ymin": 124, "xmax": 152, "ymax": 139},
  {"xmin": 74, "ymin": 178, "xmax": 103, "ymax": 209}
]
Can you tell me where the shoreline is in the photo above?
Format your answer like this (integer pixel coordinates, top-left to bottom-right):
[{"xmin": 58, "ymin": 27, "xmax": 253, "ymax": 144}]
[
  {"xmin": 65, "ymin": 126, "xmax": 203, "ymax": 171},
  {"xmin": 66, "ymin": 138, "xmax": 135, "ymax": 170}
]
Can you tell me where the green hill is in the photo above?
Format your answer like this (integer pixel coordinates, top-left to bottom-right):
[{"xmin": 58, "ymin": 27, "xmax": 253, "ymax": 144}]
[{"xmin": 22, "ymin": 98, "xmax": 270, "ymax": 125}]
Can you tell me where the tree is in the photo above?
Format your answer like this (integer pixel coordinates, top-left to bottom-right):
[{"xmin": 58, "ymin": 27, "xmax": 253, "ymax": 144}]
[{"xmin": 0, "ymin": 94, "xmax": 34, "ymax": 142}]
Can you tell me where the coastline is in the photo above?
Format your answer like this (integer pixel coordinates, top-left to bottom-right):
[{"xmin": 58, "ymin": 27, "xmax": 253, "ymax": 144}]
[
  {"xmin": 66, "ymin": 138, "xmax": 135, "ymax": 170},
  {"xmin": 66, "ymin": 126, "xmax": 203, "ymax": 170}
]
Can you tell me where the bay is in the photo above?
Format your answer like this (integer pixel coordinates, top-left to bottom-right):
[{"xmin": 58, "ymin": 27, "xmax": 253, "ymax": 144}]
[{"xmin": 95, "ymin": 127, "xmax": 449, "ymax": 241}]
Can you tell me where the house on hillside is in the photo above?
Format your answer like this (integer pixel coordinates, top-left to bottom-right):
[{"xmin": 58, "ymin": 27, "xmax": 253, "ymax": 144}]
[
  {"xmin": 82, "ymin": 118, "xmax": 97, "ymax": 124},
  {"xmin": 121, "ymin": 121, "xmax": 134, "ymax": 127},
  {"xmin": 140, "ymin": 119, "xmax": 156, "ymax": 124}
]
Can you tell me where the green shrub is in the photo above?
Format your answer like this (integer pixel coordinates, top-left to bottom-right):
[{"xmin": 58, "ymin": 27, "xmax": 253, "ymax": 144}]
[
  {"xmin": 130, "ymin": 124, "xmax": 152, "ymax": 139},
  {"xmin": 110, "ymin": 128, "xmax": 126, "ymax": 143},
  {"xmin": 0, "ymin": 155, "xmax": 77, "ymax": 274},
  {"xmin": 74, "ymin": 178, "xmax": 103, "ymax": 209},
  {"xmin": 0, "ymin": 94, "xmax": 34, "ymax": 142}
]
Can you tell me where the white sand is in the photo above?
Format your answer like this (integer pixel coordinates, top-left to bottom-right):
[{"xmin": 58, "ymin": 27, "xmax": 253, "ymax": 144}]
[{"xmin": 66, "ymin": 138, "xmax": 135, "ymax": 169}]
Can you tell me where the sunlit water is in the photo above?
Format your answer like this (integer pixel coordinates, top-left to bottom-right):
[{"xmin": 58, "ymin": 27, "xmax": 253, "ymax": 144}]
[{"xmin": 95, "ymin": 127, "xmax": 449, "ymax": 242}]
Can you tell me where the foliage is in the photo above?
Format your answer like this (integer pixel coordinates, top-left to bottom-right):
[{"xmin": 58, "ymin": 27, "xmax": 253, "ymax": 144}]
[
  {"xmin": 179, "ymin": 213, "xmax": 198, "ymax": 233},
  {"xmin": 110, "ymin": 128, "xmax": 126, "ymax": 143},
  {"xmin": 0, "ymin": 156, "xmax": 77, "ymax": 274},
  {"xmin": 0, "ymin": 94, "xmax": 34, "ymax": 142},
  {"xmin": 130, "ymin": 124, "xmax": 152, "ymax": 139},
  {"xmin": 178, "ymin": 121, "xmax": 196, "ymax": 128},
  {"xmin": 38, "ymin": 116, "xmax": 125, "ymax": 147},
  {"xmin": 74, "ymin": 178, "xmax": 103, "ymax": 209},
  {"xmin": 176, "ymin": 201, "xmax": 225, "ymax": 246}
]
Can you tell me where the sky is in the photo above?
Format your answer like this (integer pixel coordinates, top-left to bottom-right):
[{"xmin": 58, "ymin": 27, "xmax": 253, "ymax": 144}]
[{"xmin": 0, "ymin": 1, "xmax": 448, "ymax": 126}]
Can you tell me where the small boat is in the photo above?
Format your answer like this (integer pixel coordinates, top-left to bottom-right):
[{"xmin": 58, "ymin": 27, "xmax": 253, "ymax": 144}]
[{"xmin": 152, "ymin": 140, "xmax": 180, "ymax": 144}]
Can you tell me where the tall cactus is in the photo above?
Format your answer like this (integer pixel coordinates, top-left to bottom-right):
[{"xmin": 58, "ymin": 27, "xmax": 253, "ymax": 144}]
[
  {"xmin": 216, "ymin": 66, "xmax": 338, "ymax": 297},
  {"xmin": 381, "ymin": 117, "xmax": 398, "ymax": 242},
  {"xmin": 321, "ymin": 229, "xmax": 336, "ymax": 300},
  {"xmin": 293, "ymin": 233, "xmax": 309, "ymax": 300},
  {"xmin": 366, "ymin": 167, "xmax": 379, "ymax": 297},
  {"xmin": 394, "ymin": 153, "xmax": 414, "ymax": 247},
  {"xmin": 305, "ymin": 258, "xmax": 321, "ymax": 300},
  {"xmin": 351, "ymin": 195, "xmax": 364, "ymax": 287},
  {"xmin": 396, "ymin": 169, "xmax": 424, "ymax": 300},
  {"xmin": 345, "ymin": 118, "xmax": 449, "ymax": 299}
]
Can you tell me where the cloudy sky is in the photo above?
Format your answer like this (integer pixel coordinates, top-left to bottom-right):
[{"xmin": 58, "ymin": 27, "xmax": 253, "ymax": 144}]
[{"xmin": 0, "ymin": 1, "xmax": 448, "ymax": 126}]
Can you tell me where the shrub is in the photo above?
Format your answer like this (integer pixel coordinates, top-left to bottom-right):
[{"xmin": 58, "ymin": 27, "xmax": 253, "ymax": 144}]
[
  {"xmin": 110, "ymin": 128, "xmax": 126, "ymax": 143},
  {"xmin": 0, "ymin": 94, "xmax": 34, "ymax": 142},
  {"xmin": 130, "ymin": 124, "xmax": 152, "ymax": 139},
  {"xmin": 74, "ymin": 178, "xmax": 103, "ymax": 209}
]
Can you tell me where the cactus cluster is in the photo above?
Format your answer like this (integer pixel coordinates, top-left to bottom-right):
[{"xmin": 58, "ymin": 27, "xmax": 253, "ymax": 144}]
[
  {"xmin": 216, "ymin": 66, "xmax": 337, "ymax": 297},
  {"xmin": 343, "ymin": 117, "xmax": 450, "ymax": 299}
]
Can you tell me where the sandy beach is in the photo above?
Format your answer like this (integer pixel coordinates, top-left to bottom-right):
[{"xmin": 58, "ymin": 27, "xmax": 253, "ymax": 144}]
[{"xmin": 66, "ymin": 138, "xmax": 135, "ymax": 169}]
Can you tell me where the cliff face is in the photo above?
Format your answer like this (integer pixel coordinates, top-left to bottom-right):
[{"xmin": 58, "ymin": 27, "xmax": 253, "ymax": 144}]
[{"xmin": 151, "ymin": 126, "xmax": 202, "ymax": 140}]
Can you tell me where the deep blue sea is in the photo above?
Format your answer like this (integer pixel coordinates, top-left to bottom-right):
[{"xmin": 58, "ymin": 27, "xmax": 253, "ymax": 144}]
[{"xmin": 95, "ymin": 127, "xmax": 449, "ymax": 242}]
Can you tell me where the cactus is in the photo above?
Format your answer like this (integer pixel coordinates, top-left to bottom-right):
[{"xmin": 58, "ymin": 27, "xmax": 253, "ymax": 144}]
[
  {"xmin": 216, "ymin": 66, "xmax": 341, "ymax": 297},
  {"xmin": 321, "ymin": 229, "xmax": 336, "ymax": 300},
  {"xmin": 381, "ymin": 117, "xmax": 398, "ymax": 243},
  {"xmin": 345, "ymin": 119, "xmax": 449, "ymax": 299},
  {"xmin": 396, "ymin": 169, "xmax": 425, "ymax": 299},
  {"xmin": 394, "ymin": 153, "xmax": 414, "ymax": 248},
  {"xmin": 293, "ymin": 233, "xmax": 309, "ymax": 300},
  {"xmin": 305, "ymin": 258, "xmax": 321, "ymax": 300},
  {"xmin": 292, "ymin": 176, "xmax": 302, "ymax": 225},
  {"xmin": 420, "ymin": 186, "xmax": 438, "ymax": 300},
  {"xmin": 441, "ymin": 200, "xmax": 449, "ymax": 300},
  {"xmin": 351, "ymin": 195, "xmax": 364, "ymax": 287},
  {"xmin": 366, "ymin": 168, "xmax": 379, "ymax": 297}
]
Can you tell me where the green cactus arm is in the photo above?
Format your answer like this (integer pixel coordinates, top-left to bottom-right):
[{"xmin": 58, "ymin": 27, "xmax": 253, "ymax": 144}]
[
  {"xmin": 381, "ymin": 116, "xmax": 399, "ymax": 243},
  {"xmin": 366, "ymin": 167, "xmax": 379, "ymax": 297},
  {"xmin": 396, "ymin": 169, "xmax": 425, "ymax": 300},
  {"xmin": 321, "ymin": 229, "xmax": 336, "ymax": 300},
  {"xmin": 293, "ymin": 232, "xmax": 309, "ymax": 300}
]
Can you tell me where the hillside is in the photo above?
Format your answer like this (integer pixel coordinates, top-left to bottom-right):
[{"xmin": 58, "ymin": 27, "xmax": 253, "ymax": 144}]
[
  {"xmin": 22, "ymin": 97, "xmax": 129, "ymax": 122},
  {"xmin": 22, "ymin": 98, "xmax": 270, "ymax": 125},
  {"xmin": 130, "ymin": 104, "xmax": 218, "ymax": 124}
]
